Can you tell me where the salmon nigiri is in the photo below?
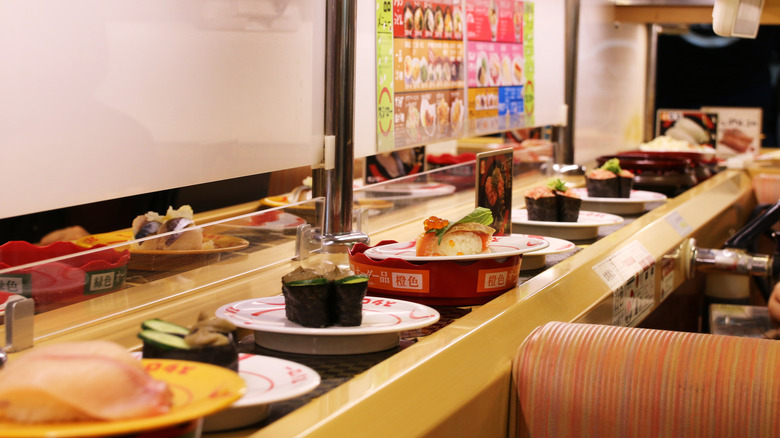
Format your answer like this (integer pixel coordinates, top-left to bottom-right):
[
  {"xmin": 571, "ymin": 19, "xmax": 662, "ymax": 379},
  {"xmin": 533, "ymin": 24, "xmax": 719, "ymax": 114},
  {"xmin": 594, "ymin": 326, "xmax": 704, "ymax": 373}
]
[
  {"xmin": 0, "ymin": 340, "xmax": 172, "ymax": 424},
  {"xmin": 415, "ymin": 207, "xmax": 495, "ymax": 257}
]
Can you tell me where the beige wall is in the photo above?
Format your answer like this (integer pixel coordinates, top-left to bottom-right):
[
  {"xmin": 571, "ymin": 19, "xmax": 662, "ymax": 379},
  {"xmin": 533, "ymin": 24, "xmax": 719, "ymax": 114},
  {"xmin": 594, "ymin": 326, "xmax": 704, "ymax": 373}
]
[{"xmin": 574, "ymin": 0, "xmax": 648, "ymax": 166}]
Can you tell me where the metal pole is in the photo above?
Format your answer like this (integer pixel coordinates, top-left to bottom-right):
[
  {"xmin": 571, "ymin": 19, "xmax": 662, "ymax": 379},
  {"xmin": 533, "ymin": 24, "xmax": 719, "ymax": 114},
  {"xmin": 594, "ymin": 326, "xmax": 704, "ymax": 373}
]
[
  {"xmin": 560, "ymin": 0, "xmax": 580, "ymax": 165},
  {"xmin": 644, "ymin": 24, "xmax": 659, "ymax": 143},
  {"xmin": 321, "ymin": 0, "xmax": 357, "ymax": 236}
]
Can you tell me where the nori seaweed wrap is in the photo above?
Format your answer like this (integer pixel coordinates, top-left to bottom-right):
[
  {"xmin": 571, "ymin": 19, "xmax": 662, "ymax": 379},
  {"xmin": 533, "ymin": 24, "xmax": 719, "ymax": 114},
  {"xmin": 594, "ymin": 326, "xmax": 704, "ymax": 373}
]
[
  {"xmin": 331, "ymin": 274, "xmax": 368, "ymax": 326},
  {"xmin": 618, "ymin": 170, "xmax": 635, "ymax": 198},
  {"xmin": 586, "ymin": 158, "xmax": 634, "ymax": 198},
  {"xmin": 525, "ymin": 185, "xmax": 557, "ymax": 222},
  {"xmin": 282, "ymin": 267, "xmax": 332, "ymax": 328},
  {"xmin": 526, "ymin": 179, "xmax": 581, "ymax": 222},
  {"xmin": 586, "ymin": 168, "xmax": 620, "ymax": 198},
  {"xmin": 555, "ymin": 190, "xmax": 582, "ymax": 222},
  {"xmin": 141, "ymin": 334, "xmax": 239, "ymax": 371}
]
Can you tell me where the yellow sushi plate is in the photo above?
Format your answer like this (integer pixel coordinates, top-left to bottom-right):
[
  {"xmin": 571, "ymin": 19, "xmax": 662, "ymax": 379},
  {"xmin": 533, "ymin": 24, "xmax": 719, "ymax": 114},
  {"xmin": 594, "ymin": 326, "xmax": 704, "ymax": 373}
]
[{"xmin": 0, "ymin": 359, "xmax": 246, "ymax": 437}]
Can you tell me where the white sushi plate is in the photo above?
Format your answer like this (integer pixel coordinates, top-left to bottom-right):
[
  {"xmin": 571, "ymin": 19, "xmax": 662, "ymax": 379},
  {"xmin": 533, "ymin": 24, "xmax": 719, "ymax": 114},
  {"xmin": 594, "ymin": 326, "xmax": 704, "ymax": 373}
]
[
  {"xmin": 354, "ymin": 181, "xmax": 456, "ymax": 201},
  {"xmin": 217, "ymin": 296, "xmax": 440, "ymax": 355},
  {"xmin": 128, "ymin": 352, "xmax": 320, "ymax": 432},
  {"xmin": 515, "ymin": 235, "xmax": 577, "ymax": 270},
  {"xmin": 569, "ymin": 188, "xmax": 667, "ymax": 215},
  {"xmin": 244, "ymin": 211, "xmax": 307, "ymax": 231},
  {"xmin": 362, "ymin": 234, "xmax": 549, "ymax": 262},
  {"xmin": 511, "ymin": 209, "xmax": 624, "ymax": 241},
  {"xmin": 202, "ymin": 353, "xmax": 320, "ymax": 431}
]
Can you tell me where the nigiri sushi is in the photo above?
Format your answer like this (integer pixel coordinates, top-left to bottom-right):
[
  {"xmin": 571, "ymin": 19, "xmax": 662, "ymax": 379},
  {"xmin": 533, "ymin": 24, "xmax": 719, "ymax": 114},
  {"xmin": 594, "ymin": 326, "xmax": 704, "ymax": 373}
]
[
  {"xmin": 415, "ymin": 207, "xmax": 495, "ymax": 257},
  {"xmin": 0, "ymin": 340, "xmax": 172, "ymax": 424},
  {"xmin": 131, "ymin": 205, "xmax": 204, "ymax": 251}
]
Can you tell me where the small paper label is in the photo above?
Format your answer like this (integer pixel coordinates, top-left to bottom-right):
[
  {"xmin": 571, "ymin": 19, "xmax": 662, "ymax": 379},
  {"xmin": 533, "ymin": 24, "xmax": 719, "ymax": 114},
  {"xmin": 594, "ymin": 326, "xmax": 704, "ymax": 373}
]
[
  {"xmin": 477, "ymin": 265, "xmax": 520, "ymax": 292},
  {"xmin": 351, "ymin": 261, "xmax": 430, "ymax": 293},
  {"xmin": 665, "ymin": 211, "xmax": 693, "ymax": 238},
  {"xmin": 592, "ymin": 241, "xmax": 656, "ymax": 326},
  {"xmin": 611, "ymin": 265, "xmax": 655, "ymax": 327},
  {"xmin": 0, "ymin": 274, "xmax": 31, "ymax": 298}
]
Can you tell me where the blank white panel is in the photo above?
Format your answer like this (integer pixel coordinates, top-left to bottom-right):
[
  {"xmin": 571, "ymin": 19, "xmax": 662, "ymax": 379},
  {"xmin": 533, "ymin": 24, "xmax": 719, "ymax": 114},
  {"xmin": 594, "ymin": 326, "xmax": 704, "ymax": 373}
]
[{"xmin": 1, "ymin": 0, "xmax": 325, "ymax": 219}]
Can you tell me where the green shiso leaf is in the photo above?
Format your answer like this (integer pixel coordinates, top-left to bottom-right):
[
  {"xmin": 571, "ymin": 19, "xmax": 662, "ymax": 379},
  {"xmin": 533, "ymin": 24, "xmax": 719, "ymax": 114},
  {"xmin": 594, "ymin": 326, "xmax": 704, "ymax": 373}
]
[
  {"xmin": 600, "ymin": 158, "xmax": 622, "ymax": 175},
  {"xmin": 427, "ymin": 207, "xmax": 494, "ymax": 245},
  {"xmin": 546, "ymin": 178, "xmax": 568, "ymax": 192}
]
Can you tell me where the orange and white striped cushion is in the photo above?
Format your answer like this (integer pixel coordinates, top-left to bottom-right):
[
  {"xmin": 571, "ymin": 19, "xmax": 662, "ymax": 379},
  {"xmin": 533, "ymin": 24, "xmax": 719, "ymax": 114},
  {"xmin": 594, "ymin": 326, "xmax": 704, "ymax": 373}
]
[{"xmin": 515, "ymin": 322, "xmax": 780, "ymax": 437}]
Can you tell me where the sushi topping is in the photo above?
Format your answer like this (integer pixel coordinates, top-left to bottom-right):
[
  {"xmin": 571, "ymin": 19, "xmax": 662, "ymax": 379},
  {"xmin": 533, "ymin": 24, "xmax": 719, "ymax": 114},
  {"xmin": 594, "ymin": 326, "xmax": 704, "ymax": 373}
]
[
  {"xmin": 286, "ymin": 277, "xmax": 330, "ymax": 286},
  {"xmin": 424, "ymin": 207, "xmax": 493, "ymax": 244},
  {"xmin": 131, "ymin": 205, "xmax": 204, "ymax": 250},
  {"xmin": 423, "ymin": 216, "xmax": 450, "ymax": 232},
  {"xmin": 336, "ymin": 275, "xmax": 370, "ymax": 285},
  {"xmin": 141, "ymin": 319, "xmax": 190, "ymax": 336},
  {"xmin": 588, "ymin": 168, "xmax": 617, "ymax": 179},
  {"xmin": 525, "ymin": 185, "xmax": 555, "ymax": 199},
  {"xmin": 139, "ymin": 330, "xmax": 191, "ymax": 350},
  {"xmin": 134, "ymin": 220, "xmax": 162, "ymax": 239},
  {"xmin": 546, "ymin": 178, "xmax": 569, "ymax": 193},
  {"xmin": 283, "ymin": 266, "xmax": 323, "ymax": 284},
  {"xmin": 138, "ymin": 313, "xmax": 236, "ymax": 350},
  {"xmin": 161, "ymin": 217, "xmax": 194, "ymax": 246},
  {"xmin": 598, "ymin": 158, "xmax": 634, "ymax": 177}
]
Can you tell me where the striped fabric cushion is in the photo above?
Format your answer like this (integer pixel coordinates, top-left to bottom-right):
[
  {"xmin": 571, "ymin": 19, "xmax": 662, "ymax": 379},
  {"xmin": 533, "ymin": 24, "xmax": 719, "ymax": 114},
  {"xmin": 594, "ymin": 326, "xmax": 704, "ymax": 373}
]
[{"xmin": 514, "ymin": 322, "xmax": 780, "ymax": 437}]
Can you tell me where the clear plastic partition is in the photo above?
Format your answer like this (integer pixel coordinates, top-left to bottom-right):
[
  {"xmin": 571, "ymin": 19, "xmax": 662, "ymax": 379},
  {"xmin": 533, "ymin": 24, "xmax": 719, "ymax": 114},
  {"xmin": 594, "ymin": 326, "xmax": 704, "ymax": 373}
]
[
  {"xmin": 0, "ymin": 198, "xmax": 325, "ymax": 322},
  {"xmin": 0, "ymin": 151, "xmax": 549, "ymax": 331}
]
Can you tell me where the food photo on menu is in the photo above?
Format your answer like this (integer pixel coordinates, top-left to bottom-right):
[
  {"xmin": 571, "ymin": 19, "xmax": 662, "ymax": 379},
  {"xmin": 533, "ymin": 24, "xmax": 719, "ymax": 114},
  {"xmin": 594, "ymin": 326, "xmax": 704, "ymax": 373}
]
[
  {"xmin": 655, "ymin": 110, "xmax": 718, "ymax": 147},
  {"xmin": 477, "ymin": 149, "xmax": 513, "ymax": 235}
]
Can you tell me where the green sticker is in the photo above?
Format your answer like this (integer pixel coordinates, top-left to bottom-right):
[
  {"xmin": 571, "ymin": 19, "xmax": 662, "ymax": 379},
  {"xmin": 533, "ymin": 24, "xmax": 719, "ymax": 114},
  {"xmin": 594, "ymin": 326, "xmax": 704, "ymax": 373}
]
[
  {"xmin": 84, "ymin": 266, "xmax": 127, "ymax": 295},
  {"xmin": 524, "ymin": 3, "xmax": 535, "ymax": 125},
  {"xmin": 0, "ymin": 274, "xmax": 32, "ymax": 298},
  {"xmin": 376, "ymin": 0, "xmax": 394, "ymax": 152}
]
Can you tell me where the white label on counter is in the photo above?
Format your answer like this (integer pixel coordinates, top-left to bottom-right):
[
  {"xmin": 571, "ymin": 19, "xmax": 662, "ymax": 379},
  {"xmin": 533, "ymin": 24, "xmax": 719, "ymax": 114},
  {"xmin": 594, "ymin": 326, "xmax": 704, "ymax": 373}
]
[
  {"xmin": 593, "ymin": 241, "xmax": 654, "ymax": 290},
  {"xmin": 660, "ymin": 255, "xmax": 675, "ymax": 301},
  {"xmin": 592, "ymin": 241, "xmax": 656, "ymax": 327},
  {"xmin": 665, "ymin": 211, "xmax": 693, "ymax": 238},
  {"xmin": 611, "ymin": 264, "xmax": 656, "ymax": 327}
]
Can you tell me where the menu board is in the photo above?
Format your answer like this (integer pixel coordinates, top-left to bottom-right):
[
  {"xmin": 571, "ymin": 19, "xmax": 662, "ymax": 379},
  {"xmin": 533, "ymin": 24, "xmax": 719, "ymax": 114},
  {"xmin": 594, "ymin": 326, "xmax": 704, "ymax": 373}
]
[{"xmin": 378, "ymin": 0, "xmax": 534, "ymax": 151}]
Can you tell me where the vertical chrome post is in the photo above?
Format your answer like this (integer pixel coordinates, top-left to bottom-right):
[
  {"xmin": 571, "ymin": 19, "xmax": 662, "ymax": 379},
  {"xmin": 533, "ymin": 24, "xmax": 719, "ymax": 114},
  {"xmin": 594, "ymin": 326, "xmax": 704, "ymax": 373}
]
[
  {"xmin": 319, "ymin": 0, "xmax": 357, "ymax": 236},
  {"xmin": 644, "ymin": 24, "xmax": 660, "ymax": 143},
  {"xmin": 560, "ymin": 0, "xmax": 580, "ymax": 165}
]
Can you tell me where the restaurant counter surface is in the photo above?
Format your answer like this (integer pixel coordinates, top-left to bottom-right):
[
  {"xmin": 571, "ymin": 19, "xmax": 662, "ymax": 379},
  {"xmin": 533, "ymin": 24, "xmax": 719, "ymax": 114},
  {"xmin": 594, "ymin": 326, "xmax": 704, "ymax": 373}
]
[{"xmin": 1, "ymin": 169, "xmax": 756, "ymax": 437}]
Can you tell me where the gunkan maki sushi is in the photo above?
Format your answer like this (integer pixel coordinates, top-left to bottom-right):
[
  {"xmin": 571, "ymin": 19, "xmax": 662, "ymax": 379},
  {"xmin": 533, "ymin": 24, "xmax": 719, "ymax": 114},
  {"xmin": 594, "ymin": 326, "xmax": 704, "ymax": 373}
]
[
  {"xmin": 281, "ymin": 266, "xmax": 369, "ymax": 328},
  {"xmin": 282, "ymin": 267, "xmax": 332, "ymax": 328},
  {"xmin": 139, "ymin": 313, "xmax": 239, "ymax": 371},
  {"xmin": 525, "ymin": 178, "xmax": 581, "ymax": 222},
  {"xmin": 325, "ymin": 267, "xmax": 368, "ymax": 327},
  {"xmin": 586, "ymin": 158, "xmax": 634, "ymax": 198},
  {"xmin": 550, "ymin": 179, "xmax": 582, "ymax": 222},
  {"xmin": 525, "ymin": 185, "xmax": 558, "ymax": 222}
]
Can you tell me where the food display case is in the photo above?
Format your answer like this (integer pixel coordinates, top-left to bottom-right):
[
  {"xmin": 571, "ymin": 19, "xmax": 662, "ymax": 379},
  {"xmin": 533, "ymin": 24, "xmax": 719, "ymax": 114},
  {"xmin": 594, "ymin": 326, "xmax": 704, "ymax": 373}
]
[{"xmin": 1, "ymin": 1, "xmax": 778, "ymax": 437}]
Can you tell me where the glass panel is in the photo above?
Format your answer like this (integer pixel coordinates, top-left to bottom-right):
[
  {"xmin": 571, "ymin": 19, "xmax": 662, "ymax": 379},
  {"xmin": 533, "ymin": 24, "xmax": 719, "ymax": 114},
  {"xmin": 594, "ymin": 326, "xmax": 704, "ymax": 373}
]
[{"xmin": 0, "ymin": 198, "xmax": 325, "ymax": 324}]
